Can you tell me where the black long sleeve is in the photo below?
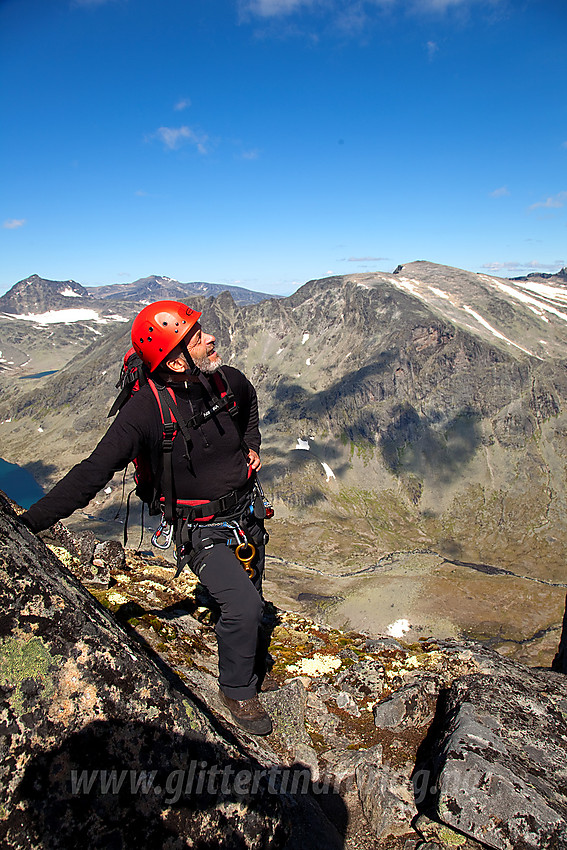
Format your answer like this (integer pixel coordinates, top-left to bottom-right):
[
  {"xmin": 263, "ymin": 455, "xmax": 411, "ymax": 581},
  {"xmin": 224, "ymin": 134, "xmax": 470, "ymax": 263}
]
[{"xmin": 21, "ymin": 366, "xmax": 261, "ymax": 533}]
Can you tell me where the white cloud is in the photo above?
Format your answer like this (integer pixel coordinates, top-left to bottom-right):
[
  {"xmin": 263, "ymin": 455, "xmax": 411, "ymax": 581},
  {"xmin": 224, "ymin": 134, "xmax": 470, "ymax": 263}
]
[
  {"xmin": 241, "ymin": 148, "xmax": 261, "ymax": 160},
  {"xmin": 529, "ymin": 191, "xmax": 567, "ymax": 211},
  {"xmin": 244, "ymin": 0, "xmax": 316, "ymax": 15},
  {"xmin": 154, "ymin": 126, "xmax": 209, "ymax": 153},
  {"xmin": 407, "ymin": 0, "xmax": 502, "ymax": 10},
  {"xmin": 348, "ymin": 256, "xmax": 388, "ymax": 262},
  {"xmin": 490, "ymin": 186, "xmax": 509, "ymax": 198},
  {"xmin": 174, "ymin": 98, "xmax": 192, "ymax": 111},
  {"xmin": 480, "ymin": 260, "xmax": 565, "ymax": 276},
  {"xmin": 3, "ymin": 219, "xmax": 26, "ymax": 230},
  {"xmin": 242, "ymin": 0, "xmax": 503, "ymax": 17},
  {"xmin": 426, "ymin": 40, "xmax": 438, "ymax": 58}
]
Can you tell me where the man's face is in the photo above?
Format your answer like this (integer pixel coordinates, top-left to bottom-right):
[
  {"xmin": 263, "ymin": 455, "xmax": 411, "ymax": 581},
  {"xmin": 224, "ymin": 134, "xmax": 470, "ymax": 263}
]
[{"xmin": 184, "ymin": 323, "xmax": 222, "ymax": 374}]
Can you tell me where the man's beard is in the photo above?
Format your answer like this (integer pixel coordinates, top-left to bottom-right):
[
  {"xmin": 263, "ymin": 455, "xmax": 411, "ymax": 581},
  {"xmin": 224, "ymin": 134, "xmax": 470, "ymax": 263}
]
[{"xmin": 192, "ymin": 351, "xmax": 223, "ymax": 374}]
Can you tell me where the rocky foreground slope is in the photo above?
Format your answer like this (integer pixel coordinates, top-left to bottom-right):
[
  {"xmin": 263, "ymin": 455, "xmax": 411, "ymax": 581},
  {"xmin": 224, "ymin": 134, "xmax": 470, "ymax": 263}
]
[{"xmin": 2, "ymin": 489, "xmax": 567, "ymax": 849}]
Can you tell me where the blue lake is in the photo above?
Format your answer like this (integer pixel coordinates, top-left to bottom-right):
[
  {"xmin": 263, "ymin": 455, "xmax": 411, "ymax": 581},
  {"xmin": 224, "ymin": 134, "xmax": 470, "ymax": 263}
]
[
  {"xmin": 0, "ymin": 458, "xmax": 44, "ymax": 509},
  {"xmin": 19, "ymin": 370, "xmax": 59, "ymax": 380}
]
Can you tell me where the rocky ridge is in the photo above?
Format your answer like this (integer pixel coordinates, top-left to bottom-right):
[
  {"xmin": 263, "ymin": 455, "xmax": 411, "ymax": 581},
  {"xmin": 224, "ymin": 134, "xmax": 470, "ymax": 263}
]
[
  {"xmin": 0, "ymin": 273, "xmax": 274, "ymax": 318},
  {"xmin": 3, "ymin": 490, "xmax": 567, "ymax": 849},
  {"xmin": 85, "ymin": 274, "xmax": 277, "ymax": 304}
]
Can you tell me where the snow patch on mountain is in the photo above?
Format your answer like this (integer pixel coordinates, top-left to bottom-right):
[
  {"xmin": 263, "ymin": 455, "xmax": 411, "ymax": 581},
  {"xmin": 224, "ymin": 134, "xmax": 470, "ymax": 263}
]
[
  {"xmin": 462, "ymin": 306, "xmax": 537, "ymax": 357},
  {"xmin": 428, "ymin": 286, "xmax": 451, "ymax": 300},
  {"xmin": 293, "ymin": 437, "xmax": 336, "ymax": 481},
  {"xmin": 3, "ymin": 309, "xmax": 128, "ymax": 325},
  {"xmin": 321, "ymin": 462, "xmax": 335, "ymax": 482},
  {"xmin": 490, "ymin": 279, "xmax": 567, "ymax": 323},
  {"xmin": 387, "ymin": 619, "xmax": 411, "ymax": 638}
]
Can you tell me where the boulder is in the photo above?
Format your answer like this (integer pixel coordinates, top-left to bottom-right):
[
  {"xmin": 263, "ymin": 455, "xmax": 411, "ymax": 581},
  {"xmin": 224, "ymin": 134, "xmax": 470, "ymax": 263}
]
[
  {"xmin": 0, "ymin": 491, "xmax": 289, "ymax": 848},
  {"xmin": 426, "ymin": 668, "xmax": 567, "ymax": 849},
  {"xmin": 373, "ymin": 676, "xmax": 440, "ymax": 730},
  {"xmin": 355, "ymin": 756, "xmax": 417, "ymax": 839},
  {"xmin": 38, "ymin": 521, "xmax": 115, "ymax": 587},
  {"xmin": 261, "ymin": 679, "xmax": 320, "ymax": 780},
  {"xmin": 93, "ymin": 538, "xmax": 126, "ymax": 571},
  {"xmin": 321, "ymin": 744, "xmax": 383, "ymax": 789},
  {"xmin": 335, "ymin": 658, "xmax": 386, "ymax": 701}
]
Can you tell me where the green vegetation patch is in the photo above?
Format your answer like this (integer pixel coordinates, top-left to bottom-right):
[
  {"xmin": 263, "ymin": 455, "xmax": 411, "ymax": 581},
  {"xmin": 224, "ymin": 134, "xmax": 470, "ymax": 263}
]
[{"xmin": 0, "ymin": 636, "xmax": 62, "ymax": 714}]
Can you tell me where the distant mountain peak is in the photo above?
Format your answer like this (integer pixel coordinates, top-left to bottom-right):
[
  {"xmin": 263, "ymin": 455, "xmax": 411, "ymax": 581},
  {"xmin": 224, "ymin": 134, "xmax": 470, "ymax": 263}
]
[{"xmin": 0, "ymin": 275, "xmax": 92, "ymax": 314}]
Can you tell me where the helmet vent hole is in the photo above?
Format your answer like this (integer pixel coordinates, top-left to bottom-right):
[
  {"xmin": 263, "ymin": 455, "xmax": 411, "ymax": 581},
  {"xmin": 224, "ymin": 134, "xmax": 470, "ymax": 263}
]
[
  {"xmin": 162, "ymin": 321, "xmax": 167, "ymax": 326},
  {"xmin": 149, "ymin": 326, "xmax": 154, "ymax": 332}
]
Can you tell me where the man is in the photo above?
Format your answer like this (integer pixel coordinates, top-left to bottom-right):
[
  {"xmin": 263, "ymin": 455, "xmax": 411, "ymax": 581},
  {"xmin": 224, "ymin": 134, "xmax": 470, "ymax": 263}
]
[{"xmin": 21, "ymin": 300, "xmax": 273, "ymax": 736}]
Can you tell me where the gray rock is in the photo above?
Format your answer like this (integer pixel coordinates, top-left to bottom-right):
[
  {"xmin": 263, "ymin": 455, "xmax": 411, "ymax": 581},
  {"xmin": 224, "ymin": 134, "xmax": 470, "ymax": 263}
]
[
  {"xmin": 355, "ymin": 757, "xmax": 417, "ymax": 839},
  {"xmin": 335, "ymin": 690, "xmax": 361, "ymax": 716},
  {"xmin": 161, "ymin": 608, "xmax": 204, "ymax": 634},
  {"xmin": 366, "ymin": 637, "xmax": 404, "ymax": 652},
  {"xmin": 373, "ymin": 676, "xmax": 439, "ymax": 729},
  {"xmin": 93, "ymin": 539, "xmax": 126, "ymax": 570},
  {"xmin": 261, "ymin": 679, "xmax": 320, "ymax": 780},
  {"xmin": 414, "ymin": 813, "xmax": 482, "ymax": 848},
  {"xmin": 39, "ymin": 521, "xmax": 114, "ymax": 587},
  {"xmin": 72, "ymin": 528, "xmax": 98, "ymax": 564},
  {"xmin": 335, "ymin": 658, "xmax": 386, "ymax": 700},
  {"xmin": 0, "ymin": 491, "xmax": 290, "ymax": 848},
  {"xmin": 321, "ymin": 744, "xmax": 383, "ymax": 789},
  {"xmin": 428, "ymin": 669, "xmax": 567, "ymax": 849}
]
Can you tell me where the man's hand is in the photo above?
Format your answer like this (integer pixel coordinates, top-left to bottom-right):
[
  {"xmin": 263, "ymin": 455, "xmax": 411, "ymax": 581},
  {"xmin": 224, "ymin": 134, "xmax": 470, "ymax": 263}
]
[{"xmin": 248, "ymin": 449, "xmax": 262, "ymax": 471}]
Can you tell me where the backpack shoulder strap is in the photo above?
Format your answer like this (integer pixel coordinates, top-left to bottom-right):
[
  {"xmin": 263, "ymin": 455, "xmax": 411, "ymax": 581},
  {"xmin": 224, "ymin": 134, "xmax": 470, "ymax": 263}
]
[
  {"xmin": 210, "ymin": 368, "xmax": 249, "ymax": 455},
  {"xmin": 148, "ymin": 380, "xmax": 180, "ymax": 524},
  {"xmin": 210, "ymin": 368, "xmax": 238, "ymax": 415}
]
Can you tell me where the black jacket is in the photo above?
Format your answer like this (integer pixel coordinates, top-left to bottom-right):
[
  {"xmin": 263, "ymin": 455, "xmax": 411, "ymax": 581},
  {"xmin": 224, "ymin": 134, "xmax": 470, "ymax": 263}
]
[{"xmin": 22, "ymin": 366, "xmax": 260, "ymax": 533}]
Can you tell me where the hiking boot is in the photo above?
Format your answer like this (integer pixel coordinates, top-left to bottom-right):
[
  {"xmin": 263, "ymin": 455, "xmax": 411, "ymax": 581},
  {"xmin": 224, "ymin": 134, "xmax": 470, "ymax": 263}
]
[{"xmin": 218, "ymin": 689, "xmax": 273, "ymax": 736}]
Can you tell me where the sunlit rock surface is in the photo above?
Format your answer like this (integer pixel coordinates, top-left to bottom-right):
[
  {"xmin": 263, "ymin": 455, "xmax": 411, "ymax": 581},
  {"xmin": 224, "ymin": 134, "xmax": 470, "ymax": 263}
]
[{"xmin": 3, "ymin": 490, "xmax": 567, "ymax": 848}]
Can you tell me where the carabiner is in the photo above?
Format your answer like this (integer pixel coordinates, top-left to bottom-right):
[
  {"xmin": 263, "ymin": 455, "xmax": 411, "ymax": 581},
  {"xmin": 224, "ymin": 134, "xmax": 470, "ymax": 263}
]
[
  {"xmin": 235, "ymin": 541, "xmax": 256, "ymax": 577},
  {"xmin": 152, "ymin": 517, "xmax": 174, "ymax": 550}
]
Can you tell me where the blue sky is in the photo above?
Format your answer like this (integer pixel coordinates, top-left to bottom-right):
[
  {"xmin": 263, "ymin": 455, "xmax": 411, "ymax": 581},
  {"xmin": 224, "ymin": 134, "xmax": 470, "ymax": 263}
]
[{"xmin": 1, "ymin": 0, "xmax": 566, "ymax": 296}]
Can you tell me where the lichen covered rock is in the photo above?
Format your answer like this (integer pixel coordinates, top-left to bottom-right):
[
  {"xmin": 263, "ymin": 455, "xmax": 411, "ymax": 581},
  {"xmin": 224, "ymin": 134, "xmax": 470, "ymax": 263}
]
[
  {"xmin": 0, "ymin": 491, "xmax": 288, "ymax": 848},
  {"xmin": 426, "ymin": 669, "xmax": 567, "ymax": 849}
]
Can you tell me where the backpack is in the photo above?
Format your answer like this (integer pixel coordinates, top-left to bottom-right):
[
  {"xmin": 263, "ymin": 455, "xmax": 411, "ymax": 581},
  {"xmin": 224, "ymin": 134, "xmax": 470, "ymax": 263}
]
[{"xmin": 108, "ymin": 347, "xmax": 243, "ymax": 538}]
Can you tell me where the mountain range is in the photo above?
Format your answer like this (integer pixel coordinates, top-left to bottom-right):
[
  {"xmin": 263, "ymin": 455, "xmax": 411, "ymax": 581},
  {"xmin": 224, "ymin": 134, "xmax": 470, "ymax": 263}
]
[
  {"xmin": 0, "ymin": 273, "xmax": 275, "ymax": 316},
  {"xmin": 2, "ymin": 261, "xmax": 567, "ymax": 666}
]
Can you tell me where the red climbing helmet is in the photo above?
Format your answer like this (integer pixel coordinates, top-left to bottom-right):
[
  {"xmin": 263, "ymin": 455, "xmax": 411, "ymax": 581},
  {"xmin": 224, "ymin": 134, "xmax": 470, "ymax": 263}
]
[{"xmin": 131, "ymin": 300, "xmax": 202, "ymax": 372}]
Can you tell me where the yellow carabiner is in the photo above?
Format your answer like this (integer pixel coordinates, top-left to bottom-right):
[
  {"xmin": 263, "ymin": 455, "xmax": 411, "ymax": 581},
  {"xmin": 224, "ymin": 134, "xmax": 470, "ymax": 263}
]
[{"xmin": 235, "ymin": 541, "xmax": 256, "ymax": 577}]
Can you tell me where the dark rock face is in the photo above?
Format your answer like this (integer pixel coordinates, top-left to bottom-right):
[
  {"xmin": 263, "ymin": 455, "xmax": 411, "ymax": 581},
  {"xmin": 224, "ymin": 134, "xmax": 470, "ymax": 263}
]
[
  {"xmin": 0, "ymin": 491, "xmax": 288, "ymax": 848},
  {"xmin": 552, "ymin": 593, "xmax": 567, "ymax": 675},
  {"xmin": 426, "ymin": 669, "xmax": 567, "ymax": 849}
]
